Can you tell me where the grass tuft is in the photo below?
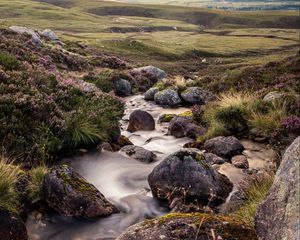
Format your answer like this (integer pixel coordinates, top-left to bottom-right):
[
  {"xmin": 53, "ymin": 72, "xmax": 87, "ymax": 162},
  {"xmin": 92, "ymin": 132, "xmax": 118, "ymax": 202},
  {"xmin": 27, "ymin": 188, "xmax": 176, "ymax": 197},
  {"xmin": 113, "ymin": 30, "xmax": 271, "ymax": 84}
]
[
  {"xmin": 232, "ymin": 173, "xmax": 274, "ymax": 226},
  {"xmin": 28, "ymin": 165, "xmax": 48, "ymax": 203},
  {"xmin": 0, "ymin": 156, "xmax": 22, "ymax": 213}
]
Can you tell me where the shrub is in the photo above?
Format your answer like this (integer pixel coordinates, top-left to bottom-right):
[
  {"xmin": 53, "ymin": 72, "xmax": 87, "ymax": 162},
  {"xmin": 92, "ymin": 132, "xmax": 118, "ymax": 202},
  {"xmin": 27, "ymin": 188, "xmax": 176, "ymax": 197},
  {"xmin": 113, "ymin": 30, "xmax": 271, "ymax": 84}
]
[
  {"xmin": 233, "ymin": 173, "xmax": 274, "ymax": 226},
  {"xmin": 84, "ymin": 70, "xmax": 115, "ymax": 93},
  {"xmin": 0, "ymin": 51, "xmax": 20, "ymax": 71},
  {"xmin": 0, "ymin": 157, "xmax": 22, "ymax": 213},
  {"xmin": 27, "ymin": 165, "xmax": 48, "ymax": 203}
]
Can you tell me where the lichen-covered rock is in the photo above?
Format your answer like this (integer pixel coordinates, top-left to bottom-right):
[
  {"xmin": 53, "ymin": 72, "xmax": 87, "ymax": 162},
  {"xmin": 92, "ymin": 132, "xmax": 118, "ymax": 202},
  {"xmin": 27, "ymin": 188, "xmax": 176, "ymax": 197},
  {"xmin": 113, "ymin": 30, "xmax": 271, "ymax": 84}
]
[
  {"xmin": 131, "ymin": 66, "xmax": 166, "ymax": 82},
  {"xmin": 148, "ymin": 149, "xmax": 233, "ymax": 207},
  {"xmin": 231, "ymin": 155, "xmax": 249, "ymax": 169},
  {"xmin": 0, "ymin": 208, "xmax": 28, "ymax": 240},
  {"xmin": 255, "ymin": 136, "xmax": 300, "ymax": 240},
  {"xmin": 114, "ymin": 79, "xmax": 132, "ymax": 96},
  {"xmin": 9, "ymin": 26, "xmax": 42, "ymax": 45},
  {"xmin": 168, "ymin": 116, "xmax": 205, "ymax": 139},
  {"xmin": 117, "ymin": 213, "xmax": 257, "ymax": 240},
  {"xmin": 180, "ymin": 87, "xmax": 214, "ymax": 105},
  {"xmin": 203, "ymin": 152, "xmax": 226, "ymax": 165},
  {"xmin": 120, "ymin": 145, "xmax": 157, "ymax": 163},
  {"xmin": 42, "ymin": 165, "xmax": 118, "ymax": 217},
  {"xmin": 204, "ymin": 136, "xmax": 245, "ymax": 159},
  {"xmin": 41, "ymin": 29, "xmax": 60, "ymax": 42},
  {"xmin": 154, "ymin": 89, "xmax": 182, "ymax": 107},
  {"xmin": 127, "ymin": 110, "xmax": 155, "ymax": 132},
  {"xmin": 144, "ymin": 87, "xmax": 159, "ymax": 101}
]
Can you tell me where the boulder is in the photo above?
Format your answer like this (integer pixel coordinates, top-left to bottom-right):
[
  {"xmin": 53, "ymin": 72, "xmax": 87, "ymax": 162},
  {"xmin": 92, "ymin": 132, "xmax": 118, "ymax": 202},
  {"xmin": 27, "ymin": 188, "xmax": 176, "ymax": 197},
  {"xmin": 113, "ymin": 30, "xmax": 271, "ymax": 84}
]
[
  {"xmin": 0, "ymin": 208, "xmax": 28, "ymax": 240},
  {"xmin": 203, "ymin": 152, "xmax": 226, "ymax": 165},
  {"xmin": 9, "ymin": 26, "xmax": 42, "ymax": 45},
  {"xmin": 120, "ymin": 145, "xmax": 157, "ymax": 163},
  {"xmin": 114, "ymin": 79, "xmax": 132, "ymax": 96},
  {"xmin": 41, "ymin": 29, "xmax": 60, "ymax": 42},
  {"xmin": 116, "ymin": 135, "xmax": 133, "ymax": 147},
  {"xmin": 231, "ymin": 155, "xmax": 249, "ymax": 169},
  {"xmin": 127, "ymin": 110, "xmax": 155, "ymax": 132},
  {"xmin": 144, "ymin": 87, "xmax": 159, "ymax": 101},
  {"xmin": 168, "ymin": 116, "xmax": 205, "ymax": 139},
  {"xmin": 148, "ymin": 149, "xmax": 233, "ymax": 206},
  {"xmin": 42, "ymin": 165, "xmax": 118, "ymax": 217},
  {"xmin": 154, "ymin": 89, "xmax": 182, "ymax": 107},
  {"xmin": 255, "ymin": 136, "xmax": 300, "ymax": 240},
  {"xmin": 130, "ymin": 66, "xmax": 166, "ymax": 82},
  {"xmin": 180, "ymin": 87, "xmax": 214, "ymax": 105},
  {"xmin": 117, "ymin": 213, "xmax": 257, "ymax": 240},
  {"xmin": 204, "ymin": 136, "xmax": 245, "ymax": 159}
]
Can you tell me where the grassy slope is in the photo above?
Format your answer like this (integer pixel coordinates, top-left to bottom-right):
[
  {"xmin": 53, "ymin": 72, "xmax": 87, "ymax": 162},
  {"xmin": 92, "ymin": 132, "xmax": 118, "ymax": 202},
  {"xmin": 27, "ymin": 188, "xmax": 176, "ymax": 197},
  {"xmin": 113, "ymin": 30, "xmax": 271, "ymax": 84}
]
[{"xmin": 0, "ymin": 0, "xmax": 299, "ymax": 71}]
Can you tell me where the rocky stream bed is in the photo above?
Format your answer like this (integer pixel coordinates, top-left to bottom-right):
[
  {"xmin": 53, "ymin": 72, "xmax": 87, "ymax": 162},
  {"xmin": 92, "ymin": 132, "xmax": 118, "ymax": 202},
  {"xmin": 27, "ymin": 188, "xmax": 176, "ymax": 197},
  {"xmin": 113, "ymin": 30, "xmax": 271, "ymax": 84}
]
[{"xmin": 25, "ymin": 95, "xmax": 276, "ymax": 240}]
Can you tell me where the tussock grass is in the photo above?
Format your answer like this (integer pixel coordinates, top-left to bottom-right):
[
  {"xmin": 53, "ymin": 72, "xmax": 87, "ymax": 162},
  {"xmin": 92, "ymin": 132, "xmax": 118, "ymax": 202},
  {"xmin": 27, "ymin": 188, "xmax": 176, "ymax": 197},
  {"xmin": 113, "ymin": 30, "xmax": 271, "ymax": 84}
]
[
  {"xmin": 28, "ymin": 165, "xmax": 48, "ymax": 203},
  {"xmin": 233, "ymin": 173, "xmax": 274, "ymax": 226},
  {"xmin": 0, "ymin": 156, "xmax": 22, "ymax": 213},
  {"xmin": 64, "ymin": 115, "xmax": 105, "ymax": 148},
  {"xmin": 199, "ymin": 92, "xmax": 290, "ymax": 141}
]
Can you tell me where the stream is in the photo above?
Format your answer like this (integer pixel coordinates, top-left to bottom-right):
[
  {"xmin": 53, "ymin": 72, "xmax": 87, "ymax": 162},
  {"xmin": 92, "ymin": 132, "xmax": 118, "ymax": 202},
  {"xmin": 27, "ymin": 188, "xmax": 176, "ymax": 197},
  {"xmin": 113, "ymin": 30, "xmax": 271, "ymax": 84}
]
[{"xmin": 26, "ymin": 95, "xmax": 276, "ymax": 240}]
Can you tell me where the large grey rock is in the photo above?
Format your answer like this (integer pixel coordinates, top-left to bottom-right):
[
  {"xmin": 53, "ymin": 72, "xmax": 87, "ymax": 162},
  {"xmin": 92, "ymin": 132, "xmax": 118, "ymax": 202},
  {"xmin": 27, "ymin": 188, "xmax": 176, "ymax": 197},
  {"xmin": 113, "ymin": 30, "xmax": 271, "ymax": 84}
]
[
  {"xmin": 114, "ymin": 79, "xmax": 132, "ymax": 96},
  {"xmin": 255, "ymin": 136, "xmax": 300, "ymax": 240},
  {"xmin": 117, "ymin": 213, "xmax": 257, "ymax": 240},
  {"xmin": 127, "ymin": 110, "xmax": 155, "ymax": 132},
  {"xmin": 168, "ymin": 116, "xmax": 205, "ymax": 139},
  {"xmin": 154, "ymin": 89, "xmax": 182, "ymax": 107},
  {"xmin": 180, "ymin": 87, "xmax": 214, "ymax": 105},
  {"xmin": 131, "ymin": 66, "xmax": 166, "ymax": 81},
  {"xmin": 0, "ymin": 208, "xmax": 28, "ymax": 240},
  {"xmin": 41, "ymin": 29, "xmax": 60, "ymax": 42},
  {"xmin": 42, "ymin": 165, "xmax": 118, "ymax": 217},
  {"xmin": 148, "ymin": 149, "xmax": 233, "ymax": 207},
  {"xmin": 144, "ymin": 87, "xmax": 159, "ymax": 101},
  {"xmin": 9, "ymin": 26, "xmax": 42, "ymax": 45},
  {"xmin": 120, "ymin": 145, "xmax": 157, "ymax": 163},
  {"xmin": 204, "ymin": 136, "xmax": 245, "ymax": 159}
]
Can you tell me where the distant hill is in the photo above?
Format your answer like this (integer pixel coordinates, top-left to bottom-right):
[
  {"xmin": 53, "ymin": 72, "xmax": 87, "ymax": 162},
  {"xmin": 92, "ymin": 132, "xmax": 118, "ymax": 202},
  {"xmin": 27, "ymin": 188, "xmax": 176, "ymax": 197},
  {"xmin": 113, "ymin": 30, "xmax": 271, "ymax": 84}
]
[{"xmin": 117, "ymin": 0, "xmax": 300, "ymax": 10}]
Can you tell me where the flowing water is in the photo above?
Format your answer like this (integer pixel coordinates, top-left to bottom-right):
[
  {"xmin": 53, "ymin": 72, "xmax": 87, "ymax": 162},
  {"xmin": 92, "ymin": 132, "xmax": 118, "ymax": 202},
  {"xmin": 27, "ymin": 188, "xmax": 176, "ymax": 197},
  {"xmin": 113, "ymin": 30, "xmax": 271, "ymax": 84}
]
[{"xmin": 26, "ymin": 95, "xmax": 276, "ymax": 240}]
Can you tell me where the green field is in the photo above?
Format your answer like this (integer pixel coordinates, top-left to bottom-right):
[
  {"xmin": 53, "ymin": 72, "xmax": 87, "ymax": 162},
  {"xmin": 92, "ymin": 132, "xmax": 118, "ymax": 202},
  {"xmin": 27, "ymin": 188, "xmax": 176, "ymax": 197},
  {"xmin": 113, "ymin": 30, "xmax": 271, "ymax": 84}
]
[{"xmin": 0, "ymin": 0, "xmax": 299, "ymax": 71}]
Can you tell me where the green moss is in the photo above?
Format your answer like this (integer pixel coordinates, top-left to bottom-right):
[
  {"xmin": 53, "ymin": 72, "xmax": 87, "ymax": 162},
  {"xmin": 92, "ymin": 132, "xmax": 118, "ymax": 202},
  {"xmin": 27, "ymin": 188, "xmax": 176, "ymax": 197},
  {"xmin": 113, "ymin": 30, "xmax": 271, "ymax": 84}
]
[
  {"xmin": 160, "ymin": 114, "xmax": 176, "ymax": 123},
  {"xmin": 178, "ymin": 110, "xmax": 193, "ymax": 118}
]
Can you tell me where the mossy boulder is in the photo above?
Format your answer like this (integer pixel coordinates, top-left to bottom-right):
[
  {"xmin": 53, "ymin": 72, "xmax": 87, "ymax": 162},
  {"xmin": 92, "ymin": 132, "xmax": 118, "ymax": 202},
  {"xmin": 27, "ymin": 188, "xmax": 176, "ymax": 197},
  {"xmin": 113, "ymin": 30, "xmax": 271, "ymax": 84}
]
[
  {"xmin": 158, "ymin": 114, "xmax": 177, "ymax": 123},
  {"xmin": 144, "ymin": 87, "xmax": 159, "ymax": 101},
  {"xmin": 0, "ymin": 208, "xmax": 28, "ymax": 240},
  {"xmin": 116, "ymin": 213, "xmax": 257, "ymax": 240},
  {"xmin": 148, "ymin": 149, "xmax": 233, "ymax": 207},
  {"xmin": 42, "ymin": 165, "xmax": 118, "ymax": 217},
  {"xmin": 154, "ymin": 89, "xmax": 182, "ymax": 107},
  {"xmin": 180, "ymin": 87, "xmax": 215, "ymax": 105}
]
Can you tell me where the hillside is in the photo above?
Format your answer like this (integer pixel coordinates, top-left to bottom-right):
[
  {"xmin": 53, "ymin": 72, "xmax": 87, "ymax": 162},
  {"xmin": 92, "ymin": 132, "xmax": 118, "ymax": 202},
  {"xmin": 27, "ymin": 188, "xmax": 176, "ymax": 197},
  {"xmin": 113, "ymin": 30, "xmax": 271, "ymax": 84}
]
[{"xmin": 0, "ymin": 0, "xmax": 299, "ymax": 72}]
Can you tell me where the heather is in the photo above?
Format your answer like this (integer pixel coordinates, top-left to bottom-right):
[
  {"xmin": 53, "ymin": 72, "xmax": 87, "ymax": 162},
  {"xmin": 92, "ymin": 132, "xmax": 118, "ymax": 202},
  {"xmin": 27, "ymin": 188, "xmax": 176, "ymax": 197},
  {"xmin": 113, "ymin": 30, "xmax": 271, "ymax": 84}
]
[{"xmin": 0, "ymin": 30, "xmax": 124, "ymax": 164}]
